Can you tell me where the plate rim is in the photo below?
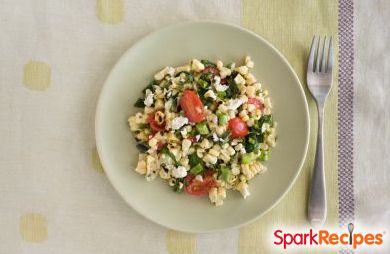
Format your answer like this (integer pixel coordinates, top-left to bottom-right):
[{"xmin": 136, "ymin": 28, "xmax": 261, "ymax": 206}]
[{"xmin": 95, "ymin": 20, "xmax": 310, "ymax": 233}]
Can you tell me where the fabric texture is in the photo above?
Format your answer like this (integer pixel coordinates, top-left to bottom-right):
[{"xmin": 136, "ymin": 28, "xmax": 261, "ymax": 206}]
[
  {"xmin": 240, "ymin": 0, "xmax": 339, "ymax": 253},
  {"xmin": 354, "ymin": 0, "xmax": 390, "ymax": 253},
  {"xmin": 1, "ymin": 0, "xmax": 389, "ymax": 253},
  {"xmin": 0, "ymin": 1, "xmax": 240, "ymax": 253}
]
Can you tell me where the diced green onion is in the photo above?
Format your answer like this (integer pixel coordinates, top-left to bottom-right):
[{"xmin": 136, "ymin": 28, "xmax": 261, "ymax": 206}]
[
  {"xmin": 241, "ymin": 152, "xmax": 254, "ymax": 164},
  {"xmin": 190, "ymin": 163, "xmax": 204, "ymax": 175},
  {"xmin": 217, "ymin": 91, "xmax": 226, "ymax": 98},
  {"xmin": 197, "ymin": 79, "xmax": 209, "ymax": 89},
  {"xmin": 218, "ymin": 114, "xmax": 229, "ymax": 125},
  {"xmin": 259, "ymin": 150, "xmax": 270, "ymax": 161},
  {"xmin": 248, "ymin": 134, "xmax": 257, "ymax": 144},
  {"xmin": 189, "ymin": 154, "xmax": 204, "ymax": 167},
  {"xmin": 195, "ymin": 121, "xmax": 209, "ymax": 135},
  {"xmin": 220, "ymin": 166, "xmax": 231, "ymax": 182}
]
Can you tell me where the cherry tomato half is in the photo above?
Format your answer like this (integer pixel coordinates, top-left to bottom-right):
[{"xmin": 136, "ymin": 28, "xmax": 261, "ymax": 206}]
[
  {"xmin": 248, "ymin": 97, "xmax": 264, "ymax": 110},
  {"xmin": 180, "ymin": 90, "xmax": 205, "ymax": 123},
  {"xmin": 184, "ymin": 174, "xmax": 217, "ymax": 196},
  {"xmin": 228, "ymin": 117, "xmax": 249, "ymax": 138},
  {"xmin": 148, "ymin": 112, "xmax": 165, "ymax": 133}
]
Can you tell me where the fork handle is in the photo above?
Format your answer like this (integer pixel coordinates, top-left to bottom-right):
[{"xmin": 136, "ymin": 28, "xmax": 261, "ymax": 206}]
[{"xmin": 308, "ymin": 102, "xmax": 327, "ymax": 228}]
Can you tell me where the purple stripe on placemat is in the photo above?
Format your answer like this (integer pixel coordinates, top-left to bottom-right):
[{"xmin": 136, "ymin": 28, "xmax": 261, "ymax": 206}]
[{"xmin": 338, "ymin": 0, "xmax": 355, "ymax": 253}]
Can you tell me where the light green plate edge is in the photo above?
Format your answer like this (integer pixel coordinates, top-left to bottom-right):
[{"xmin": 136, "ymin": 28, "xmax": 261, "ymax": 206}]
[{"xmin": 95, "ymin": 21, "xmax": 310, "ymax": 233}]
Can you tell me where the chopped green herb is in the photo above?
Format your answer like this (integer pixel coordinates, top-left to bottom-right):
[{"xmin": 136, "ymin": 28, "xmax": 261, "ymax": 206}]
[
  {"xmin": 134, "ymin": 98, "xmax": 145, "ymax": 108},
  {"xmin": 200, "ymin": 72, "xmax": 213, "ymax": 83},
  {"xmin": 172, "ymin": 179, "xmax": 184, "ymax": 193},
  {"xmin": 189, "ymin": 154, "xmax": 204, "ymax": 168},
  {"xmin": 225, "ymin": 74, "xmax": 239, "ymax": 98},
  {"xmin": 190, "ymin": 163, "xmax": 204, "ymax": 175},
  {"xmin": 201, "ymin": 59, "xmax": 217, "ymax": 67},
  {"xmin": 195, "ymin": 121, "xmax": 209, "ymax": 135},
  {"xmin": 142, "ymin": 79, "xmax": 158, "ymax": 93},
  {"xmin": 136, "ymin": 143, "xmax": 149, "ymax": 153},
  {"xmin": 244, "ymin": 142, "xmax": 255, "ymax": 153},
  {"xmin": 260, "ymin": 115, "xmax": 273, "ymax": 126}
]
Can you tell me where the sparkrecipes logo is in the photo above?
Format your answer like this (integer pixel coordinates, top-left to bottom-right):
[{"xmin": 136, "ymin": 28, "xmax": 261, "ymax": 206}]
[{"xmin": 273, "ymin": 223, "xmax": 385, "ymax": 250}]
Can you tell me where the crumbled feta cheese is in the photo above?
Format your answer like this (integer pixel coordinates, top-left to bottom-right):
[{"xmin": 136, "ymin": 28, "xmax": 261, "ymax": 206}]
[
  {"xmin": 195, "ymin": 135, "xmax": 201, "ymax": 142},
  {"xmin": 214, "ymin": 76, "xmax": 229, "ymax": 92},
  {"xmin": 144, "ymin": 89, "xmax": 154, "ymax": 107},
  {"xmin": 205, "ymin": 90, "xmax": 217, "ymax": 100},
  {"xmin": 213, "ymin": 75, "xmax": 221, "ymax": 85},
  {"xmin": 172, "ymin": 166, "xmax": 188, "ymax": 178},
  {"xmin": 171, "ymin": 116, "xmax": 188, "ymax": 130},
  {"xmin": 212, "ymin": 133, "xmax": 219, "ymax": 142},
  {"xmin": 234, "ymin": 74, "xmax": 246, "ymax": 85},
  {"xmin": 226, "ymin": 98, "xmax": 244, "ymax": 110}
]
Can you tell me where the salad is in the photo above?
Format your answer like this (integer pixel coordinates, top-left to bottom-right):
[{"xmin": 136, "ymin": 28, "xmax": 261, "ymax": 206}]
[{"xmin": 128, "ymin": 57, "xmax": 277, "ymax": 206}]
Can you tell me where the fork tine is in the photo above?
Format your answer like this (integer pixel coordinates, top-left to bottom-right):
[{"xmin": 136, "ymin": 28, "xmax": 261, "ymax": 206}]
[
  {"xmin": 315, "ymin": 36, "xmax": 321, "ymax": 72},
  {"xmin": 327, "ymin": 36, "xmax": 333, "ymax": 72},
  {"xmin": 308, "ymin": 36, "xmax": 317, "ymax": 72},
  {"xmin": 321, "ymin": 36, "xmax": 327, "ymax": 72}
]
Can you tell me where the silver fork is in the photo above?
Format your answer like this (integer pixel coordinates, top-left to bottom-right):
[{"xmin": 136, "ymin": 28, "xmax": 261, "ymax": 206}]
[{"xmin": 307, "ymin": 36, "xmax": 333, "ymax": 228}]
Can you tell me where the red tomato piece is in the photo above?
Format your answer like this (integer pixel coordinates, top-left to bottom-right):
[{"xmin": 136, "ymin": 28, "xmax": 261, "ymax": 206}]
[
  {"xmin": 184, "ymin": 174, "xmax": 217, "ymax": 196},
  {"xmin": 220, "ymin": 78, "xmax": 228, "ymax": 85},
  {"xmin": 148, "ymin": 112, "xmax": 165, "ymax": 133},
  {"xmin": 228, "ymin": 117, "xmax": 249, "ymax": 138},
  {"xmin": 248, "ymin": 97, "xmax": 264, "ymax": 110},
  {"xmin": 180, "ymin": 90, "xmax": 205, "ymax": 123}
]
